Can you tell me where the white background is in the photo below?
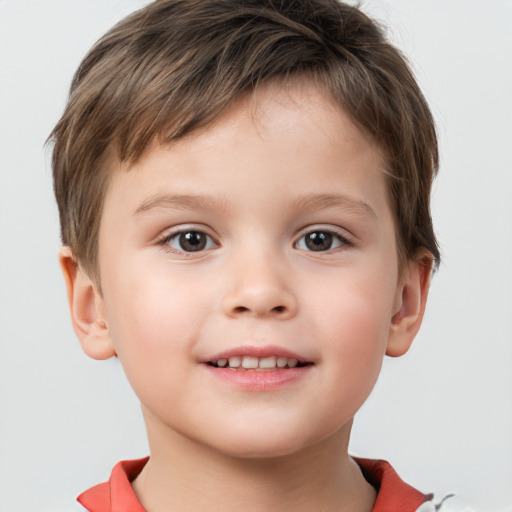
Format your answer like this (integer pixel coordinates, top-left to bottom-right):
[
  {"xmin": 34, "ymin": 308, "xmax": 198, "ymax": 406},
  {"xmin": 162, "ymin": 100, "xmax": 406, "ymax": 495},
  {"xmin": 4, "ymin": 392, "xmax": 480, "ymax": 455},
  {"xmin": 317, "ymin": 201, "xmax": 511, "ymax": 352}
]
[{"xmin": 0, "ymin": 1, "xmax": 511, "ymax": 511}]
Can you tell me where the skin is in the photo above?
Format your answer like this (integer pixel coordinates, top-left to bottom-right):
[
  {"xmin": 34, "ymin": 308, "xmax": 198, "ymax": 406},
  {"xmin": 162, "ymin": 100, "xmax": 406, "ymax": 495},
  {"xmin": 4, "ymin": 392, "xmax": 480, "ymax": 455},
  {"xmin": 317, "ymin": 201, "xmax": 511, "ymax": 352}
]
[{"xmin": 60, "ymin": 82, "xmax": 431, "ymax": 512}]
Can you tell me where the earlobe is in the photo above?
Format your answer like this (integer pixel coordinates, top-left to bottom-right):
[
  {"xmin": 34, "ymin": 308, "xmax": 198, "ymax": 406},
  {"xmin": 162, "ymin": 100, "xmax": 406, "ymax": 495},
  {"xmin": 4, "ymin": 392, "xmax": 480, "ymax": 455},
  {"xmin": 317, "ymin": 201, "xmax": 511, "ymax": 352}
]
[
  {"xmin": 58, "ymin": 246, "xmax": 116, "ymax": 360},
  {"xmin": 386, "ymin": 255, "xmax": 433, "ymax": 357}
]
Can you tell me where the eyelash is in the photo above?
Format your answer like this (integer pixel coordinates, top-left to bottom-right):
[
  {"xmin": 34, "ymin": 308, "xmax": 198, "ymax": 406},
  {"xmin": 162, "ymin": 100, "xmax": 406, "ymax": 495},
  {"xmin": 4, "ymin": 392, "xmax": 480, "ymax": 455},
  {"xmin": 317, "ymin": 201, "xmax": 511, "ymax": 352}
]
[
  {"xmin": 157, "ymin": 229, "xmax": 218, "ymax": 254},
  {"xmin": 156, "ymin": 227, "xmax": 352, "ymax": 255},
  {"xmin": 295, "ymin": 229, "xmax": 352, "ymax": 253}
]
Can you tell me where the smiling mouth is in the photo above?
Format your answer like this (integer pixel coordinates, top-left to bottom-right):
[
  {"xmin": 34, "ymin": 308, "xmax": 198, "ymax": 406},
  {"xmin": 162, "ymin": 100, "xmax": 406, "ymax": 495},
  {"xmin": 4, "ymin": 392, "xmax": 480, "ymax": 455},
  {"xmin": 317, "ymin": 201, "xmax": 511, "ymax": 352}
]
[{"xmin": 207, "ymin": 356, "xmax": 311, "ymax": 370}]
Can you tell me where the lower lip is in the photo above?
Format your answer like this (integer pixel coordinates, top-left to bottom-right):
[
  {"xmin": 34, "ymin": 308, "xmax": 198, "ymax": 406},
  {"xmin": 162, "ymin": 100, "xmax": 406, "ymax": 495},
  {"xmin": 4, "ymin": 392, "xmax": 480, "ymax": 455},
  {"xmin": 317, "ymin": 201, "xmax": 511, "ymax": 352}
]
[{"xmin": 202, "ymin": 365, "xmax": 312, "ymax": 391}]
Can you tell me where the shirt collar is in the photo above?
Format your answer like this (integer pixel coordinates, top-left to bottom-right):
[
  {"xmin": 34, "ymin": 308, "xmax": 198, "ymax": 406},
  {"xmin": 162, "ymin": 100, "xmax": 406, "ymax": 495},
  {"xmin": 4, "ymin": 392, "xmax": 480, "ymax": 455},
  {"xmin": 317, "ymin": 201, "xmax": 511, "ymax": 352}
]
[{"xmin": 78, "ymin": 456, "xmax": 429, "ymax": 511}]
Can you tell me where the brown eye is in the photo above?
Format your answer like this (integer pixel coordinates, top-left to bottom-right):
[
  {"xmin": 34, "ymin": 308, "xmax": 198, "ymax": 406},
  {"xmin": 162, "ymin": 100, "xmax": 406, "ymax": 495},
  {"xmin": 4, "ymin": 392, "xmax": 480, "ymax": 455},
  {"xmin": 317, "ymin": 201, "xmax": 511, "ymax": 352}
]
[
  {"xmin": 179, "ymin": 232, "xmax": 206, "ymax": 251},
  {"xmin": 305, "ymin": 232, "xmax": 332, "ymax": 251},
  {"xmin": 165, "ymin": 230, "xmax": 216, "ymax": 252},
  {"xmin": 296, "ymin": 231, "xmax": 346, "ymax": 252}
]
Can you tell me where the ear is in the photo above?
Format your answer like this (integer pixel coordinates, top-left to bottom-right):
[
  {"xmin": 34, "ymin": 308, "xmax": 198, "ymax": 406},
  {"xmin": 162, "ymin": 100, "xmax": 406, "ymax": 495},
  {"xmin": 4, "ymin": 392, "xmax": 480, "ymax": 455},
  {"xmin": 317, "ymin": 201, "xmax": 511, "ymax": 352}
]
[
  {"xmin": 58, "ymin": 246, "xmax": 116, "ymax": 360},
  {"xmin": 386, "ymin": 254, "xmax": 433, "ymax": 357}
]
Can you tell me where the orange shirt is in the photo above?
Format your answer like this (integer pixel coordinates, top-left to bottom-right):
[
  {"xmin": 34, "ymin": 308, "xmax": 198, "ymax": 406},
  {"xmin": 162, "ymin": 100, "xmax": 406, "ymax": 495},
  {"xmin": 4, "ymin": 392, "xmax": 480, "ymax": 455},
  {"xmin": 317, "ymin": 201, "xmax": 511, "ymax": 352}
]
[{"xmin": 77, "ymin": 457, "xmax": 429, "ymax": 512}]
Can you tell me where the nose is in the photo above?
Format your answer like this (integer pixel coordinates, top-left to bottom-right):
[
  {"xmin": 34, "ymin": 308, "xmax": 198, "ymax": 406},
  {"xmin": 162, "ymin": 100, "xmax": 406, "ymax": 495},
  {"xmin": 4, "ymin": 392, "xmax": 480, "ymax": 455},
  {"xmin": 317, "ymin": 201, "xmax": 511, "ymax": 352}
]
[{"xmin": 221, "ymin": 252, "xmax": 298, "ymax": 320}]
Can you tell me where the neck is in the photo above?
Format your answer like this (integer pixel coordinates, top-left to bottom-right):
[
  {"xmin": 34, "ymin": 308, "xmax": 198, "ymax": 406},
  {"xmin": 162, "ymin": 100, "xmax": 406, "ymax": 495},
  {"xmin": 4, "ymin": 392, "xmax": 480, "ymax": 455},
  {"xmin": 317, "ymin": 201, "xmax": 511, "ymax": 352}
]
[{"xmin": 133, "ymin": 416, "xmax": 376, "ymax": 512}]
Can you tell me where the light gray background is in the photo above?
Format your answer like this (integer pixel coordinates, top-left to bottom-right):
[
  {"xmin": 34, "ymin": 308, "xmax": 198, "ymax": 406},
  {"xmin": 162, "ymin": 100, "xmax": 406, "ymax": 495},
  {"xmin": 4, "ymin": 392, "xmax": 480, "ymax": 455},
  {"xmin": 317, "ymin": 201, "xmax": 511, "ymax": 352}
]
[{"xmin": 1, "ymin": 1, "xmax": 511, "ymax": 511}]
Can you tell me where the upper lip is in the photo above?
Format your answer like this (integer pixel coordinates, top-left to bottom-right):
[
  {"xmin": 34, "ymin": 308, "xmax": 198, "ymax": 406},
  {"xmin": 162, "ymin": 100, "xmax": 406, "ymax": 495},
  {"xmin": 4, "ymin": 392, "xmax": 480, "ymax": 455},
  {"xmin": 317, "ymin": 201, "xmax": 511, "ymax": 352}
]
[{"xmin": 201, "ymin": 345, "xmax": 312, "ymax": 364}]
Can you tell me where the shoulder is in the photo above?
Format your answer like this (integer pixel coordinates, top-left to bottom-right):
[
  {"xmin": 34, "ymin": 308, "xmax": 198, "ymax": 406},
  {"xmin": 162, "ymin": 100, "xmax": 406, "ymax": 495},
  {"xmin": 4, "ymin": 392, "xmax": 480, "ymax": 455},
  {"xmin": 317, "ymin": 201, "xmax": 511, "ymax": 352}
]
[
  {"xmin": 354, "ymin": 458, "xmax": 478, "ymax": 512},
  {"xmin": 355, "ymin": 457, "xmax": 428, "ymax": 511},
  {"xmin": 75, "ymin": 458, "xmax": 148, "ymax": 512}
]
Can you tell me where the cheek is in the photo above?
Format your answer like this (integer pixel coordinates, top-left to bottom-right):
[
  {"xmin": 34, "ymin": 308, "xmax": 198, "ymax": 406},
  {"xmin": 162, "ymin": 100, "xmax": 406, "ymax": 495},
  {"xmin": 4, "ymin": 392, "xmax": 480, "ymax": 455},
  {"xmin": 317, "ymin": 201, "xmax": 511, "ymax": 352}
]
[
  {"xmin": 321, "ymin": 295, "xmax": 388, "ymax": 379},
  {"xmin": 101, "ymin": 268, "xmax": 209, "ymax": 387},
  {"xmin": 312, "ymin": 262, "xmax": 395, "ymax": 339},
  {"xmin": 310, "ymin": 268, "xmax": 396, "ymax": 394},
  {"xmin": 329, "ymin": 291, "xmax": 391, "ymax": 352}
]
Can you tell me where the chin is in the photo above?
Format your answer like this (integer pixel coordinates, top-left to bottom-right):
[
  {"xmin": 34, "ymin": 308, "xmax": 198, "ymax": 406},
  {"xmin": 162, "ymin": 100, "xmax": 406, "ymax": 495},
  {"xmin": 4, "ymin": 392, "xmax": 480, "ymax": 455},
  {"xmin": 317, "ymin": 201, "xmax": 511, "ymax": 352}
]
[
  {"xmin": 202, "ymin": 422, "xmax": 331, "ymax": 460},
  {"xmin": 216, "ymin": 440, "xmax": 308, "ymax": 460}
]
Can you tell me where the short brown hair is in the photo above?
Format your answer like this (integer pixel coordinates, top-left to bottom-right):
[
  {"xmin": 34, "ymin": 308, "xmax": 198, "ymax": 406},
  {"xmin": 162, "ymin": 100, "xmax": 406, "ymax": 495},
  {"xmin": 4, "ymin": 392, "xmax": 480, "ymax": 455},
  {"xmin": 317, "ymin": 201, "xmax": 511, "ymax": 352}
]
[{"xmin": 49, "ymin": 0, "xmax": 440, "ymax": 282}]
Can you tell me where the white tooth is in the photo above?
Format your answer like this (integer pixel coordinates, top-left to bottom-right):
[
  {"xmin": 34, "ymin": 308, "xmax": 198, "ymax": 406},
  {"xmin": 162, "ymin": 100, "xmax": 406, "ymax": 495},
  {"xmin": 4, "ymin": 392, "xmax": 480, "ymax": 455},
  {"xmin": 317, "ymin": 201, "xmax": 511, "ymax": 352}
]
[
  {"xmin": 277, "ymin": 357, "xmax": 288, "ymax": 368},
  {"xmin": 242, "ymin": 356, "xmax": 258, "ymax": 369},
  {"xmin": 287, "ymin": 359, "xmax": 298, "ymax": 368},
  {"xmin": 259, "ymin": 356, "xmax": 277, "ymax": 368},
  {"xmin": 217, "ymin": 359, "xmax": 227, "ymax": 367},
  {"xmin": 228, "ymin": 356, "xmax": 241, "ymax": 368}
]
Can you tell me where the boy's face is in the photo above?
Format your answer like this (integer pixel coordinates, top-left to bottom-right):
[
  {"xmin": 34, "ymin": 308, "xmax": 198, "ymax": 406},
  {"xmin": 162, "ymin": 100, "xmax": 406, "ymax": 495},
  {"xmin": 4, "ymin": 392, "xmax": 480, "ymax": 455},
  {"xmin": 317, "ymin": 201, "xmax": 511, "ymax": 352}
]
[{"xmin": 73, "ymin": 82, "xmax": 426, "ymax": 458}]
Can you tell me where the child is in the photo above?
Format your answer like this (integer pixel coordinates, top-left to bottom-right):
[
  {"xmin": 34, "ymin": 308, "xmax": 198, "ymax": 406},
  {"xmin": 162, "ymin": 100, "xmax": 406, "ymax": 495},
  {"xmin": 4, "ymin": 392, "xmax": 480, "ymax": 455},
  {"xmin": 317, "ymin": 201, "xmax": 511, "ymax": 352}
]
[{"xmin": 48, "ymin": 1, "xmax": 469, "ymax": 510}]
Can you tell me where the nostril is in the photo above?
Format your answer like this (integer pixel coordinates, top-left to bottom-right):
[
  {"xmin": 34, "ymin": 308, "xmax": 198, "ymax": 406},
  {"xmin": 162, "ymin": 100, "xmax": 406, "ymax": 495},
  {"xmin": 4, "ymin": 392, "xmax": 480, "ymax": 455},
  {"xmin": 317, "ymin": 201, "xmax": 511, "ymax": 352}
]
[{"xmin": 231, "ymin": 305, "xmax": 286, "ymax": 315}]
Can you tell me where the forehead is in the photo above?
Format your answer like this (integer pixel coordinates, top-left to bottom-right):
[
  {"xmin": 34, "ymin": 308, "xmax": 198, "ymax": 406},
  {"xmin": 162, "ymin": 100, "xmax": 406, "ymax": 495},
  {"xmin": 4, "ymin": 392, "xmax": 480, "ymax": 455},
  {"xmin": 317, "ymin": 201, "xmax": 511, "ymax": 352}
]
[
  {"xmin": 169, "ymin": 81, "xmax": 381, "ymax": 164},
  {"xmin": 102, "ymin": 81, "xmax": 389, "ymax": 223}
]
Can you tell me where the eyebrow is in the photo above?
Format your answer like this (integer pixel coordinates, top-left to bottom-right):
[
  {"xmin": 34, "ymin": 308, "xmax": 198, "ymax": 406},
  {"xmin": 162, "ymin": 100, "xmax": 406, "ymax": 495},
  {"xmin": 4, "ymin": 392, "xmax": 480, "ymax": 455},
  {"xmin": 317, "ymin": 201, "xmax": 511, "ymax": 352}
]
[
  {"xmin": 290, "ymin": 193, "xmax": 377, "ymax": 219},
  {"xmin": 134, "ymin": 192, "xmax": 377, "ymax": 219},
  {"xmin": 134, "ymin": 193, "xmax": 229, "ymax": 216}
]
